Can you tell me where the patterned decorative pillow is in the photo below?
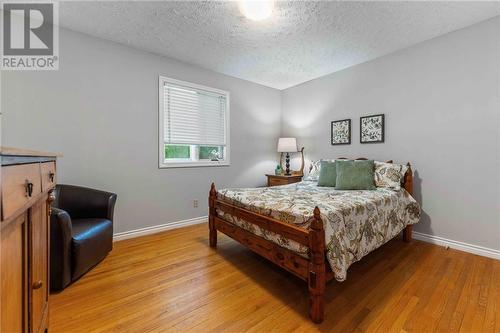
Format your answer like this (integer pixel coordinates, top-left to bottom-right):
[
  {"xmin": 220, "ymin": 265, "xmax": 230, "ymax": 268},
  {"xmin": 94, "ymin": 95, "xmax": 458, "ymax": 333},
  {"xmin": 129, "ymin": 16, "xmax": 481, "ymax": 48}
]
[
  {"xmin": 374, "ymin": 161, "xmax": 408, "ymax": 189},
  {"xmin": 304, "ymin": 159, "xmax": 334, "ymax": 181}
]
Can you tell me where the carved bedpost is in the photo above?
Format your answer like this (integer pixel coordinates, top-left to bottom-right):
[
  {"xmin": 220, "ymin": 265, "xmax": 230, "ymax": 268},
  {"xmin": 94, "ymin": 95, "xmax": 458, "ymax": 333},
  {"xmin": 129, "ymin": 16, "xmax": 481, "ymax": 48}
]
[
  {"xmin": 209, "ymin": 182, "xmax": 217, "ymax": 248},
  {"xmin": 404, "ymin": 163, "xmax": 413, "ymax": 195},
  {"xmin": 308, "ymin": 206, "xmax": 326, "ymax": 323},
  {"xmin": 403, "ymin": 163, "xmax": 413, "ymax": 243}
]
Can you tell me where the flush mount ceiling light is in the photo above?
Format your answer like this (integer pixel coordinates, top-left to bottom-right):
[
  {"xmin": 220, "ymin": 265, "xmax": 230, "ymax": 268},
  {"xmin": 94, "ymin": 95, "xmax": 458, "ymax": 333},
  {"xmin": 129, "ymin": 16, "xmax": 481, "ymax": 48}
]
[{"xmin": 239, "ymin": 1, "xmax": 274, "ymax": 21}]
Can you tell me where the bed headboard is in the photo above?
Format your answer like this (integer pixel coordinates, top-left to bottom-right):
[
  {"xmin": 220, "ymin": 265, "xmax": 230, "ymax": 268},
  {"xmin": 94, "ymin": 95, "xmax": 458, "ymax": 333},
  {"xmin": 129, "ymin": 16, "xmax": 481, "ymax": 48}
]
[{"xmin": 309, "ymin": 158, "xmax": 413, "ymax": 195}]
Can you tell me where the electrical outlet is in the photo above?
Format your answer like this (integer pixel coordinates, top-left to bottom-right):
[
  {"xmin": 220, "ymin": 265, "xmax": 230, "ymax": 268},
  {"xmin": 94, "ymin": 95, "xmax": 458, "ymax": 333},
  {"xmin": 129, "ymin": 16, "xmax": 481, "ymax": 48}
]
[{"xmin": 193, "ymin": 200, "xmax": 198, "ymax": 208}]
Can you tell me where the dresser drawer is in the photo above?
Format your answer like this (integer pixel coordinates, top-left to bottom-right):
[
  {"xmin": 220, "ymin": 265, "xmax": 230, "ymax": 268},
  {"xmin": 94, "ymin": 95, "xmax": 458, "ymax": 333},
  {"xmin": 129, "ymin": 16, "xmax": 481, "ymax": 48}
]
[
  {"xmin": 40, "ymin": 162, "xmax": 56, "ymax": 192},
  {"xmin": 268, "ymin": 178, "xmax": 289, "ymax": 186},
  {"xmin": 266, "ymin": 175, "xmax": 303, "ymax": 187},
  {"xmin": 2, "ymin": 164, "xmax": 41, "ymax": 220}
]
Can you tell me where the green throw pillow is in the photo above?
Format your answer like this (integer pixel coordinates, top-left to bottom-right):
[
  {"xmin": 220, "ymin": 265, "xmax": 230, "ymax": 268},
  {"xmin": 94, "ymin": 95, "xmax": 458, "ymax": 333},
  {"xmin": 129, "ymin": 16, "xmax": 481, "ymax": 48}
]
[
  {"xmin": 335, "ymin": 160, "xmax": 376, "ymax": 190},
  {"xmin": 317, "ymin": 160, "xmax": 336, "ymax": 187}
]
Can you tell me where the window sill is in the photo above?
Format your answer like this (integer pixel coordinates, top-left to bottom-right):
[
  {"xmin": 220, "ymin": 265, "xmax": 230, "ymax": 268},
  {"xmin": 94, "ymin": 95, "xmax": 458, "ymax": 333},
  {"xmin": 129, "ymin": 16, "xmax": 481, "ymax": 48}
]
[{"xmin": 159, "ymin": 161, "xmax": 230, "ymax": 169}]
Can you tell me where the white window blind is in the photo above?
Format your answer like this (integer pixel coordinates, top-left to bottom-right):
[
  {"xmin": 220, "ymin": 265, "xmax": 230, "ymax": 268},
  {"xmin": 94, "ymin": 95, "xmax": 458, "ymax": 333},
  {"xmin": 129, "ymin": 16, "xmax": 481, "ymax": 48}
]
[{"xmin": 163, "ymin": 82, "xmax": 227, "ymax": 146}]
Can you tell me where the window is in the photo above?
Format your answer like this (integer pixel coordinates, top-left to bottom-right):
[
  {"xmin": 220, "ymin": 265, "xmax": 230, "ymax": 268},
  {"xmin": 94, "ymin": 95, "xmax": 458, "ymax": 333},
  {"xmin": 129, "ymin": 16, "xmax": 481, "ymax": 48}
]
[{"xmin": 159, "ymin": 76, "xmax": 230, "ymax": 168}]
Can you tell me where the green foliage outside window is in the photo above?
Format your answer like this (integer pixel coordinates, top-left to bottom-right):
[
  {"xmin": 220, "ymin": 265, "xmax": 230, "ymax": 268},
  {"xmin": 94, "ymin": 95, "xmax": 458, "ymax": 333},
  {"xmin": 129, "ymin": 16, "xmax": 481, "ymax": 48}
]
[
  {"xmin": 165, "ymin": 145, "xmax": 190, "ymax": 159},
  {"xmin": 199, "ymin": 146, "xmax": 222, "ymax": 160},
  {"xmin": 164, "ymin": 145, "xmax": 224, "ymax": 160}
]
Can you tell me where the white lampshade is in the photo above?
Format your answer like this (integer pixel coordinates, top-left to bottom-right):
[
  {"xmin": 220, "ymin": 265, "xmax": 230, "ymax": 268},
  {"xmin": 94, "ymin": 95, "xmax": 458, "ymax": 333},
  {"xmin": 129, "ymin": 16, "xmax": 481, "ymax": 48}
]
[{"xmin": 277, "ymin": 137, "xmax": 298, "ymax": 153}]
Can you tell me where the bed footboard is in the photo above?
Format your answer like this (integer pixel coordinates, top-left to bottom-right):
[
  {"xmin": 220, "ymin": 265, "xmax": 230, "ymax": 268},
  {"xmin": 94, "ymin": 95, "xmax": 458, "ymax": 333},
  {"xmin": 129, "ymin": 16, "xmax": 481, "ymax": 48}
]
[{"xmin": 208, "ymin": 183, "xmax": 327, "ymax": 323}]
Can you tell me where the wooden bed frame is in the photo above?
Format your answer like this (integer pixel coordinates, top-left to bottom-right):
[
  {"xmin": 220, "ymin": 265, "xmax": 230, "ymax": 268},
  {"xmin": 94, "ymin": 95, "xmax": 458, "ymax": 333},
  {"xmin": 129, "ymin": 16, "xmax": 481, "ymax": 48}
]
[{"xmin": 208, "ymin": 159, "xmax": 414, "ymax": 323}]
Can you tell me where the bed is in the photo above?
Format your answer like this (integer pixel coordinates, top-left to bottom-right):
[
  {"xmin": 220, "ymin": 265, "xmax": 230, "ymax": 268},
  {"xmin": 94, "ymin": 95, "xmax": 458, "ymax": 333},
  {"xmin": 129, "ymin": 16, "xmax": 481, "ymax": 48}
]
[{"xmin": 208, "ymin": 159, "xmax": 420, "ymax": 323}]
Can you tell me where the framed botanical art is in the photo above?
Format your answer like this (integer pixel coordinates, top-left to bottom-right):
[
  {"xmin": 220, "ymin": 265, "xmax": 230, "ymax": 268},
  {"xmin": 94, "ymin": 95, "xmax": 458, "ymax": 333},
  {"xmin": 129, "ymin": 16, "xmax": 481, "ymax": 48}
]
[
  {"xmin": 331, "ymin": 119, "xmax": 351, "ymax": 145},
  {"xmin": 360, "ymin": 114, "xmax": 385, "ymax": 143}
]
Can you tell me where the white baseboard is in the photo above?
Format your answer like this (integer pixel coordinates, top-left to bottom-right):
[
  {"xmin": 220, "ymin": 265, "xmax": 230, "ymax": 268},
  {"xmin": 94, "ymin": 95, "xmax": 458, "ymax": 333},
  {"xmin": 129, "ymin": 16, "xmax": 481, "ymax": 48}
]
[
  {"xmin": 113, "ymin": 216, "xmax": 207, "ymax": 242},
  {"xmin": 413, "ymin": 231, "xmax": 500, "ymax": 260},
  {"xmin": 112, "ymin": 218, "xmax": 500, "ymax": 261}
]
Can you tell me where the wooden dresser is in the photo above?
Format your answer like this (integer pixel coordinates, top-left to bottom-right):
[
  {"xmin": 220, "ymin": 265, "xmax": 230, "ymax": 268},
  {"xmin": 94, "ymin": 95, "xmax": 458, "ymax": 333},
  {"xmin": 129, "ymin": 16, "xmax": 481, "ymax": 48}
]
[{"xmin": 1, "ymin": 147, "xmax": 59, "ymax": 333}]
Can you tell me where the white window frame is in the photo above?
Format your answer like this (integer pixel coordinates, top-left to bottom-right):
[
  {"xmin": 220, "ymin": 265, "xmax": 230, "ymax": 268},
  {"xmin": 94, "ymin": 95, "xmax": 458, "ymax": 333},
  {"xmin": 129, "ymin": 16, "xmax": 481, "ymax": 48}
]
[{"xmin": 158, "ymin": 76, "xmax": 230, "ymax": 168}]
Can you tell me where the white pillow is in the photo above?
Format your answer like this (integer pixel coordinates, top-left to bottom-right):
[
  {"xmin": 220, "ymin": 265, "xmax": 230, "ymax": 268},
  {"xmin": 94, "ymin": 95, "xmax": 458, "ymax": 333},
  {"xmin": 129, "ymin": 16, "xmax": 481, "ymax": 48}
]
[
  {"xmin": 304, "ymin": 159, "xmax": 334, "ymax": 181},
  {"xmin": 374, "ymin": 161, "xmax": 408, "ymax": 190}
]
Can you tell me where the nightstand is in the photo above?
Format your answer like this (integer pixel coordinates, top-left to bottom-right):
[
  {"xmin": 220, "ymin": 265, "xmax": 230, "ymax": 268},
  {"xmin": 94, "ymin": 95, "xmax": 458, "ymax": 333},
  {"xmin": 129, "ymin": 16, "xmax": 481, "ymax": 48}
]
[{"xmin": 265, "ymin": 174, "xmax": 303, "ymax": 187}]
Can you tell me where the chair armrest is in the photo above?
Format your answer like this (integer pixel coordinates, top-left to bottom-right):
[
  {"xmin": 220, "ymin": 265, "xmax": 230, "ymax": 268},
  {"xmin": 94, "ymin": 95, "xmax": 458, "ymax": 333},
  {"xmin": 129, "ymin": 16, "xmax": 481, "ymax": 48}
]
[
  {"xmin": 50, "ymin": 207, "xmax": 73, "ymax": 290},
  {"xmin": 55, "ymin": 184, "xmax": 117, "ymax": 221}
]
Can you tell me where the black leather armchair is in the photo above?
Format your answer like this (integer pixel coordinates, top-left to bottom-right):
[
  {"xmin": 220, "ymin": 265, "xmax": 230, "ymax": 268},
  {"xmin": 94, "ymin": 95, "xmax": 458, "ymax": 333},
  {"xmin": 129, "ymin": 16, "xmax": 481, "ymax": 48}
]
[{"xmin": 50, "ymin": 184, "xmax": 117, "ymax": 291}]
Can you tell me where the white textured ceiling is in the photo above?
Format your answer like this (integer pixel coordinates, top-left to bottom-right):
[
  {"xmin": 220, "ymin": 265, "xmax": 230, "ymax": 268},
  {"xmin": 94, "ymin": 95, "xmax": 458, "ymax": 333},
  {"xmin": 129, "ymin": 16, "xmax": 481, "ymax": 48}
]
[{"xmin": 59, "ymin": 1, "xmax": 500, "ymax": 90}]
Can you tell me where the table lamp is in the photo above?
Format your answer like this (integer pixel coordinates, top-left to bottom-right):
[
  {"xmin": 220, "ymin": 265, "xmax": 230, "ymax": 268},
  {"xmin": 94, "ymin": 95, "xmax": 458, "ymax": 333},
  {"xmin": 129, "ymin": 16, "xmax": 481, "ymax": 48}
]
[{"xmin": 277, "ymin": 137, "xmax": 298, "ymax": 175}]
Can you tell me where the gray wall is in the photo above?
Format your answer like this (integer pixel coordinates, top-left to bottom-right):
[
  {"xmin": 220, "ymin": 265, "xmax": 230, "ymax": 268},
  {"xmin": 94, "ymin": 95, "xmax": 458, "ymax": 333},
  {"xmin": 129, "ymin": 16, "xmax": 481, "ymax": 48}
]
[
  {"xmin": 1, "ymin": 28, "xmax": 282, "ymax": 233},
  {"xmin": 3, "ymin": 18, "xmax": 499, "ymax": 251},
  {"xmin": 282, "ymin": 17, "xmax": 500, "ymax": 250}
]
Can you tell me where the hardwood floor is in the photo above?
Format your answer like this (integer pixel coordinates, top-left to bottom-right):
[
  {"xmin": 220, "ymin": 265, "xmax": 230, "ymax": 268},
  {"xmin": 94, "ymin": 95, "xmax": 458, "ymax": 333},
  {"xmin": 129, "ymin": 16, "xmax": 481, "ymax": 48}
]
[{"xmin": 50, "ymin": 224, "xmax": 500, "ymax": 332}]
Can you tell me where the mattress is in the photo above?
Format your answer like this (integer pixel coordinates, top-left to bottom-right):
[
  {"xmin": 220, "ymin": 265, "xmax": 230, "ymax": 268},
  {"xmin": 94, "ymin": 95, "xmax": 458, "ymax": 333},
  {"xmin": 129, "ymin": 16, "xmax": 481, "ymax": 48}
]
[{"xmin": 217, "ymin": 181, "xmax": 421, "ymax": 282}]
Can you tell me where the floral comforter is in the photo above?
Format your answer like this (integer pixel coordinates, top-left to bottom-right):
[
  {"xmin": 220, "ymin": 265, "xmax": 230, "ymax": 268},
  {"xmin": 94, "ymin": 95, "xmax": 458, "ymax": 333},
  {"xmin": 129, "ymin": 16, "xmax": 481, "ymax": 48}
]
[{"xmin": 217, "ymin": 181, "xmax": 420, "ymax": 282}]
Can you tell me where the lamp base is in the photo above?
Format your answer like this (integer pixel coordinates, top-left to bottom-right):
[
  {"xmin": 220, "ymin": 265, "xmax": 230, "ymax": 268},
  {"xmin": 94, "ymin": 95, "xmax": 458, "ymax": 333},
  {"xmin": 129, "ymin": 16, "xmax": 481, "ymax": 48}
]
[
  {"xmin": 285, "ymin": 153, "xmax": 291, "ymax": 175},
  {"xmin": 279, "ymin": 147, "xmax": 305, "ymax": 177}
]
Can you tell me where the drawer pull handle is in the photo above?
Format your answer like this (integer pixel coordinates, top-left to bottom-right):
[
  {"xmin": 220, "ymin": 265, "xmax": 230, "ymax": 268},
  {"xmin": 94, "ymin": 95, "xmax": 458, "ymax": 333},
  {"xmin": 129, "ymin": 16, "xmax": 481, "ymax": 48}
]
[
  {"xmin": 33, "ymin": 280, "xmax": 43, "ymax": 290},
  {"xmin": 26, "ymin": 181, "xmax": 34, "ymax": 197},
  {"xmin": 49, "ymin": 172, "xmax": 55, "ymax": 182}
]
